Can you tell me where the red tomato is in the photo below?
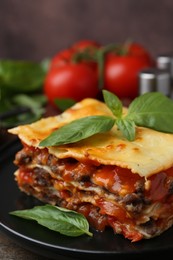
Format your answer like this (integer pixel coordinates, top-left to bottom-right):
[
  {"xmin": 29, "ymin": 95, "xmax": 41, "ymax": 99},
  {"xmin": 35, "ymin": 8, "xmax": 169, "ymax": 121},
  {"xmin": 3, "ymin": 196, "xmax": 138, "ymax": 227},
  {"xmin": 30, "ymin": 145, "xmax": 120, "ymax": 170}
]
[
  {"xmin": 44, "ymin": 63, "xmax": 99, "ymax": 105},
  {"xmin": 50, "ymin": 40, "xmax": 101, "ymax": 71},
  {"xmin": 72, "ymin": 39, "xmax": 101, "ymax": 72},
  {"xmin": 50, "ymin": 48, "xmax": 75, "ymax": 69},
  {"xmin": 128, "ymin": 43, "xmax": 154, "ymax": 64},
  {"xmin": 72, "ymin": 39, "xmax": 101, "ymax": 51},
  {"xmin": 104, "ymin": 43, "xmax": 154, "ymax": 99}
]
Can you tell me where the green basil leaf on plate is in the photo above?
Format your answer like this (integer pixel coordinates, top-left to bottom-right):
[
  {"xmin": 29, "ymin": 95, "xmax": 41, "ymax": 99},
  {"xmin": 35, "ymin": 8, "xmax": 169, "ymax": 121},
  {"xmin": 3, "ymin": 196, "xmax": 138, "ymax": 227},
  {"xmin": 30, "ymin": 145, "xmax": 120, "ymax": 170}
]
[{"xmin": 10, "ymin": 204, "xmax": 93, "ymax": 237}]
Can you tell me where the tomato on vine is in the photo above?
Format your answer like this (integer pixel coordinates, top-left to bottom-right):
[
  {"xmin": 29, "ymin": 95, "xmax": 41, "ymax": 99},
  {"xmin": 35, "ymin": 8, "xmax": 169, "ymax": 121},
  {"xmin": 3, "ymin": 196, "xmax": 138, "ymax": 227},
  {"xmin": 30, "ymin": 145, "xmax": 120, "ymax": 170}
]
[
  {"xmin": 103, "ymin": 42, "xmax": 154, "ymax": 99},
  {"xmin": 72, "ymin": 39, "xmax": 101, "ymax": 51},
  {"xmin": 44, "ymin": 63, "xmax": 99, "ymax": 106},
  {"xmin": 44, "ymin": 40, "xmax": 154, "ymax": 107}
]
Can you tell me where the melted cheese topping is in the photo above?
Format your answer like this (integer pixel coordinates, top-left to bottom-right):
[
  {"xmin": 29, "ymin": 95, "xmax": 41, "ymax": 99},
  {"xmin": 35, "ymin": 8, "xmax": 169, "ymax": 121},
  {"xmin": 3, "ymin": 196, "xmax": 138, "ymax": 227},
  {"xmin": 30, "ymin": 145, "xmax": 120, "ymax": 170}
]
[{"xmin": 8, "ymin": 98, "xmax": 173, "ymax": 178}]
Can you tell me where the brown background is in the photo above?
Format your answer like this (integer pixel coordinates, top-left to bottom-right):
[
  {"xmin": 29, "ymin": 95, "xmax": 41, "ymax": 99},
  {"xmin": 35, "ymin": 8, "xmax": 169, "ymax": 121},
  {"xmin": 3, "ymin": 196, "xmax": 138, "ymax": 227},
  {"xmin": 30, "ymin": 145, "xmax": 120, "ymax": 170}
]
[
  {"xmin": 0, "ymin": 0, "xmax": 173, "ymax": 61},
  {"xmin": 0, "ymin": 1, "xmax": 173, "ymax": 258}
]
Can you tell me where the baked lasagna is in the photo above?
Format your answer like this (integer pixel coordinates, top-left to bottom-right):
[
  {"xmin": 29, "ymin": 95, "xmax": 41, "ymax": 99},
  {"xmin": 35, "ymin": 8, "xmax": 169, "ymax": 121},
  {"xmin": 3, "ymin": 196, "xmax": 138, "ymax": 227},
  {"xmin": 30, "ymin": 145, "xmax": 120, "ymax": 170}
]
[{"xmin": 8, "ymin": 98, "xmax": 173, "ymax": 242}]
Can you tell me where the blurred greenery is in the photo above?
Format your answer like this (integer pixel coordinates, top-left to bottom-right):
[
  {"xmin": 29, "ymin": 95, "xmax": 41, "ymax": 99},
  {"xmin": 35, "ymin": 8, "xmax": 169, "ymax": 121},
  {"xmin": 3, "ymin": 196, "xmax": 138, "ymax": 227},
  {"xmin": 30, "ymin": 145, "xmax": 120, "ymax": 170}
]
[{"xmin": 0, "ymin": 59, "xmax": 50, "ymax": 128}]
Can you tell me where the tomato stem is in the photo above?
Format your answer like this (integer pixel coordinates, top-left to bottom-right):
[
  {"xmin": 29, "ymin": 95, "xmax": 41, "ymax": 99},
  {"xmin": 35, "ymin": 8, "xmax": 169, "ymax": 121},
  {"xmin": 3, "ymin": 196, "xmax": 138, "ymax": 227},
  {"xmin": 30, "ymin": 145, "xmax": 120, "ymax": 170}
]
[
  {"xmin": 120, "ymin": 38, "xmax": 133, "ymax": 56},
  {"xmin": 96, "ymin": 49, "xmax": 105, "ymax": 91},
  {"xmin": 96, "ymin": 44, "xmax": 120, "ymax": 91},
  {"xmin": 70, "ymin": 40, "xmax": 134, "ymax": 92},
  {"xmin": 71, "ymin": 47, "xmax": 98, "ymax": 64}
]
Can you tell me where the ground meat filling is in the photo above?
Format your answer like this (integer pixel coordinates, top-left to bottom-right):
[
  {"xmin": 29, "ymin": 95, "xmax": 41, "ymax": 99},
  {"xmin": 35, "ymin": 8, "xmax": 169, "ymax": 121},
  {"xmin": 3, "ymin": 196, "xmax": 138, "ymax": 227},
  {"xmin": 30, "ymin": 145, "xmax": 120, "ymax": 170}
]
[
  {"xmin": 14, "ymin": 145, "xmax": 173, "ymax": 239},
  {"xmin": 14, "ymin": 146, "xmax": 147, "ymax": 208}
]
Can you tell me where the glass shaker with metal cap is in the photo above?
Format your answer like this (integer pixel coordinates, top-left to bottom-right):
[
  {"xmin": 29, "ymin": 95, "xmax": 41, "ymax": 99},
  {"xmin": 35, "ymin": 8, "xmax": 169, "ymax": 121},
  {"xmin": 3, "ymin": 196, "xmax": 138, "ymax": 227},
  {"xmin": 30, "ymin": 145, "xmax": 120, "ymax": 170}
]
[
  {"xmin": 138, "ymin": 68, "xmax": 171, "ymax": 97},
  {"xmin": 157, "ymin": 54, "xmax": 173, "ymax": 97},
  {"xmin": 157, "ymin": 54, "xmax": 173, "ymax": 77}
]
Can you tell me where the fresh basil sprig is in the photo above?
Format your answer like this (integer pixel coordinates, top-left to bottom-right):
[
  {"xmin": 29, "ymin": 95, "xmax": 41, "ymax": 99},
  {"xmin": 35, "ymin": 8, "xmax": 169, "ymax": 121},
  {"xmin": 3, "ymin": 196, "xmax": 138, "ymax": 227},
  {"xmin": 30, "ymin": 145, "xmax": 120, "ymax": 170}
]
[
  {"xmin": 103, "ymin": 90, "xmax": 173, "ymax": 140},
  {"xmin": 103, "ymin": 89, "xmax": 123, "ymax": 118},
  {"xmin": 10, "ymin": 204, "xmax": 93, "ymax": 237},
  {"xmin": 40, "ymin": 115, "xmax": 115, "ymax": 146},
  {"xmin": 39, "ymin": 90, "xmax": 173, "ymax": 145},
  {"xmin": 125, "ymin": 91, "xmax": 173, "ymax": 132},
  {"xmin": 116, "ymin": 118, "xmax": 136, "ymax": 141}
]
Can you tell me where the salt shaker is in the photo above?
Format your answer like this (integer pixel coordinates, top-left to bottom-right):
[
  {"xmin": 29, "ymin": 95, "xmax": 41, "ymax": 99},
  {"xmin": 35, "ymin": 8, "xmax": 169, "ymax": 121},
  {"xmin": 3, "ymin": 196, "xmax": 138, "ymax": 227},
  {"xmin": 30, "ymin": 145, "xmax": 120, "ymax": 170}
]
[
  {"xmin": 157, "ymin": 54, "xmax": 173, "ymax": 77},
  {"xmin": 138, "ymin": 68, "xmax": 171, "ymax": 97},
  {"xmin": 157, "ymin": 54, "xmax": 173, "ymax": 98}
]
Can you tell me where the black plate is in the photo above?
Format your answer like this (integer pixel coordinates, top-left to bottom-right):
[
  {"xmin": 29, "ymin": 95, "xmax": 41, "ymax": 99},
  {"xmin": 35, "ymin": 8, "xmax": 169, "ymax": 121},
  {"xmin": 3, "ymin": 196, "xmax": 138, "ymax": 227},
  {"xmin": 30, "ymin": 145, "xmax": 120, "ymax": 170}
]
[{"xmin": 1, "ymin": 140, "xmax": 173, "ymax": 260}]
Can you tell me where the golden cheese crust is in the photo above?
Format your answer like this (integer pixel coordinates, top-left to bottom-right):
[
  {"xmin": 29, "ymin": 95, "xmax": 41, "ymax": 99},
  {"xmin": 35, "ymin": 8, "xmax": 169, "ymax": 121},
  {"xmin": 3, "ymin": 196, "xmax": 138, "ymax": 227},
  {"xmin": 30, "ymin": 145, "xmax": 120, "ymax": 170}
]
[{"xmin": 8, "ymin": 98, "xmax": 173, "ymax": 178}]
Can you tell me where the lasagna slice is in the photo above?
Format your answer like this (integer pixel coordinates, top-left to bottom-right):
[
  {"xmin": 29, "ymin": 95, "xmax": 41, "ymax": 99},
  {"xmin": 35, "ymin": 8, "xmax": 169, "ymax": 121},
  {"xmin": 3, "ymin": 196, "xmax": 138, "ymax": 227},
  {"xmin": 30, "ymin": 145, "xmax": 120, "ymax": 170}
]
[{"xmin": 8, "ymin": 98, "xmax": 173, "ymax": 242}]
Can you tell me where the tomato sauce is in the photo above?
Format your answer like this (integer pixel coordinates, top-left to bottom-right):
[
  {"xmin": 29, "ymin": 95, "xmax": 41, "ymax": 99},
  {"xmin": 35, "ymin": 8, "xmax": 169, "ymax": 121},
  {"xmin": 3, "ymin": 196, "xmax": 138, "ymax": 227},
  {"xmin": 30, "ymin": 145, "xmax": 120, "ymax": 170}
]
[
  {"xmin": 17, "ymin": 169, "xmax": 34, "ymax": 185},
  {"xmin": 15, "ymin": 145, "xmax": 173, "ymax": 242},
  {"xmin": 92, "ymin": 165, "xmax": 142, "ymax": 195},
  {"xmin": 146, "ymin": 168, "xmax": 173, "ymax": 202}
]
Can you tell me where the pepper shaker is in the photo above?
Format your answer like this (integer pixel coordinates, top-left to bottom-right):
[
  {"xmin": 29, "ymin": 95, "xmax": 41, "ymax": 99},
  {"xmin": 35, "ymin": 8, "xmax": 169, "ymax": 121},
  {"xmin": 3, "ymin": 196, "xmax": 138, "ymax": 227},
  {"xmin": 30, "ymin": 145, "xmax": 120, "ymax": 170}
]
[{"xmin": 138, "ymin": 68, "xmax": 171, "ymax": 97}]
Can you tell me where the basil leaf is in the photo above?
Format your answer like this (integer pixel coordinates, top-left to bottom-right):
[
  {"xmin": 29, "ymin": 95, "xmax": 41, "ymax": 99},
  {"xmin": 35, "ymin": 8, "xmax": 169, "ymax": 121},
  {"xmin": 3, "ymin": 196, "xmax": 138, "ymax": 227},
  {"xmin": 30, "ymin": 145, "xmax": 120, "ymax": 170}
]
[
  {"xmin": 40, "ymin": 58, "xmax": 51, "ymax": 73},
  {"xmin": 54, "ymin": 98, "xmax": 76, "ymax": 111},
  {"xmin": 126, "ymin": 92, "xmax": 173, "ymax": 133},
  {"xmin": 13, "ymin": 94, "xmax": 47, "ymax": 114},
  {"xmin": 39, "ymin": 115, "xmax": 115, "ymax": 147},
  {"xmin": 13, "ymin": 94, "xmax": 45, "ymax": 121},
  {"xmin": 0, "ymin": 89, "xmax": 13, "ymax": 113},
  {"xmin": 103, "ymin": 89, "xmax": 123, "ymax": 118},
  {"xmin": 10, "ymin": 204, "xmax": 93, "ymax": 237},
  {"xmin": 116, "ymin": 118, "xmax": 136, "ymax": 141},
  {"xmin": 0, "ymin": 94, "xmax": 47, "ymax": 128},
  {"xmin": 0, "ymin": 60, "xmax": 46, "ymax": 93}
]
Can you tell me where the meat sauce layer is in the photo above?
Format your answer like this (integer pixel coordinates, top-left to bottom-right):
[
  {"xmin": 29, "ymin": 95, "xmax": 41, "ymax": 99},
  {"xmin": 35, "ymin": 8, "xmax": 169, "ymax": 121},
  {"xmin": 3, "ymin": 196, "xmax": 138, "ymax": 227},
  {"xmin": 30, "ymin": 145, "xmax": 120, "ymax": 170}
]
[{"xmin": 14, "ymin": 145, "xmax": 173, "ymax": 242}]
